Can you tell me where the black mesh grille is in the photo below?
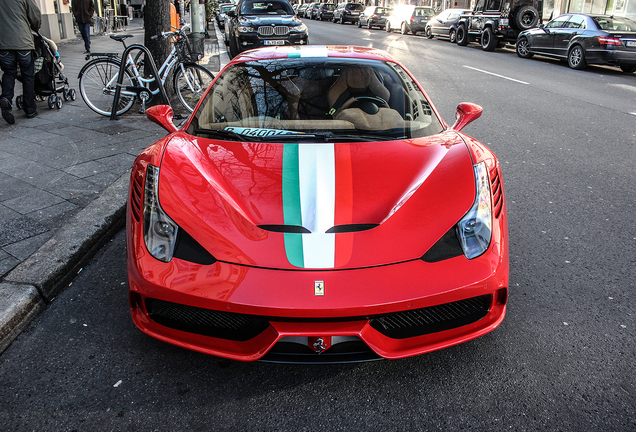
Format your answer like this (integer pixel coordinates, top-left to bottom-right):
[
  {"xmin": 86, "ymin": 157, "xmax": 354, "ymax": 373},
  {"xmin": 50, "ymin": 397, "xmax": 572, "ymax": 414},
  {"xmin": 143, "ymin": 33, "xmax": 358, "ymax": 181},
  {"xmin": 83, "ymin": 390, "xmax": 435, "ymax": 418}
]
[
  {"xmin": 370, "ymin": 295, "xmax": 491, "ymax": 339},
  {"xmin": 146, "ymin": 299, "xmax": 269, "ymax": 341}
]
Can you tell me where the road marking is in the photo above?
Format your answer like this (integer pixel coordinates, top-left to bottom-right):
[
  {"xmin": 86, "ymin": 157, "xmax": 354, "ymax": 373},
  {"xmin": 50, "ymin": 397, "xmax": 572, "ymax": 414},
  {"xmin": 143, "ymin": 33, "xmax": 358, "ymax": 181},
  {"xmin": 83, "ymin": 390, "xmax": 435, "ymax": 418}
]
[
  {"xmin": 630, "ymin": 112, "xmax": 636, "ymax": 116},
  {"xmin": 463, "ymin": 66, "xmax": 529, "ymax": 85}
]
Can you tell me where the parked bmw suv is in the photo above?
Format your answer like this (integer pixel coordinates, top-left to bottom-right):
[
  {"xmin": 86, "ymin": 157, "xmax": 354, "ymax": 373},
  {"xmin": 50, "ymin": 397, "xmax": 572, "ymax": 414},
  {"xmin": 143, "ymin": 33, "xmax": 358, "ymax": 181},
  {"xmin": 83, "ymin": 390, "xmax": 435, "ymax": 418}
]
[
  {"xmin": 333, "ymin": 2, "xmax": 365, "ymax": 24},
  {"xmin": 226, "ymin": 0, "xmax": 309, "ymax": 58}
]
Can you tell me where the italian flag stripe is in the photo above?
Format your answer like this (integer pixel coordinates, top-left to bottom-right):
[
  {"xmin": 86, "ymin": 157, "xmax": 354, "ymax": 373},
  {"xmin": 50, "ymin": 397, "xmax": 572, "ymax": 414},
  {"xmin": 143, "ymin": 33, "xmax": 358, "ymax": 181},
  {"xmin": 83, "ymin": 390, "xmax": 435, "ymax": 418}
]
[{"xmin": 283, "ymin": 143, "xmax": 337, "ymax": 268}]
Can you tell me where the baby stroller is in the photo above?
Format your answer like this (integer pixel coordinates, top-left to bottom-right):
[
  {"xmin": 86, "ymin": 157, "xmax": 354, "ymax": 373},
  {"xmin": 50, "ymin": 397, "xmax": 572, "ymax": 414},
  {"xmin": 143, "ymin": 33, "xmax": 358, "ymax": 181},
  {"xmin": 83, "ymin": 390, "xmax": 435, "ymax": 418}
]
[{"xmin": 16, "ymin": 33, "xmax": 76, "ymax": 110}]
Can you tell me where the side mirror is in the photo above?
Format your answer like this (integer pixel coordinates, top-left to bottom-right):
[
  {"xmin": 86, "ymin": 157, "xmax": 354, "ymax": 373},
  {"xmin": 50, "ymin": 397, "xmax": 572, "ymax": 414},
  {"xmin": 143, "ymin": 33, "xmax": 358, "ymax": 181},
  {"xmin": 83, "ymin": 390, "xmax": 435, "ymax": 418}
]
[
  {"xmin": 146, "ymin": 105, "xmax": 178, "ymax": 134},
  {"xmin": 451, "ymin": 102, "xmax": 482, "ymax": 132},
  {"xmin": 227, "ymin": 9, "xmax": 236, "ymax": 17}
]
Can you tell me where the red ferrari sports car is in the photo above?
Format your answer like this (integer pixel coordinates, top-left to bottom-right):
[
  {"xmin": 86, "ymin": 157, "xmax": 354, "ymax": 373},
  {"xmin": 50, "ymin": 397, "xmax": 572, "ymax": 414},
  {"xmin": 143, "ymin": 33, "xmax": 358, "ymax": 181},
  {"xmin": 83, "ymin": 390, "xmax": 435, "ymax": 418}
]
[{"xmin": 127, "ymin": 45, "xmax": 508, "ymax": 363}]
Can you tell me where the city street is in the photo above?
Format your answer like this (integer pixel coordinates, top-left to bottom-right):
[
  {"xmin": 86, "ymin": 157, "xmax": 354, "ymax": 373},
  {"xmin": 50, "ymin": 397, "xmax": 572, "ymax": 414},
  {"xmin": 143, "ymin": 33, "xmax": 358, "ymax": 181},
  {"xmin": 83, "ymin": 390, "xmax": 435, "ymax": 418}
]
[{"xmin": 1, "ymin": 19, "xmax": 635, "ymax": 431}]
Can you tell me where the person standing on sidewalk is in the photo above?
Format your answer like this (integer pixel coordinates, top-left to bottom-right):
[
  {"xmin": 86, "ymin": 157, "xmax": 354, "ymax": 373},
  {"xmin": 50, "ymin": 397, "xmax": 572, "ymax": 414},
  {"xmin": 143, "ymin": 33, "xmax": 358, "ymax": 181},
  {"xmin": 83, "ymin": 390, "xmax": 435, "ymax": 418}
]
[
  {"xmin": 0, "ymin": 0, "xmax": 41, "ymax": 124},
  {"xmin": 72, "ymin": 0, "xmax": 95, "ymax": 54}
]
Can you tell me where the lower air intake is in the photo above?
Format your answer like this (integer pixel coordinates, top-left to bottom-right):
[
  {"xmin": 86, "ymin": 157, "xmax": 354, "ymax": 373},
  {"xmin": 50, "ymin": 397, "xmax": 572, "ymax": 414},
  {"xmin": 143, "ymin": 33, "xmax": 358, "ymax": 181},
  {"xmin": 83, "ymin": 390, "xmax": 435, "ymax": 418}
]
[
  {"xmin": 370, "ymin": 295, "xmax": 491, "ymax": 339},
  {"xmin": 146, "ymin": 299, "xmax": 269, "ymax": 341}
]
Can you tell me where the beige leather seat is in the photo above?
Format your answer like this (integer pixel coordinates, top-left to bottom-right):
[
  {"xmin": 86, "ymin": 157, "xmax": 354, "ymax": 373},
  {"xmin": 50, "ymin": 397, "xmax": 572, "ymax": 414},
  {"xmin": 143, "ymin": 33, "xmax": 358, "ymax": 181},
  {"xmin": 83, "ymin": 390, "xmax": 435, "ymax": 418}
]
[{"xmin": 326, "ymin": 66, "xmax": 404, "ymax": 131}]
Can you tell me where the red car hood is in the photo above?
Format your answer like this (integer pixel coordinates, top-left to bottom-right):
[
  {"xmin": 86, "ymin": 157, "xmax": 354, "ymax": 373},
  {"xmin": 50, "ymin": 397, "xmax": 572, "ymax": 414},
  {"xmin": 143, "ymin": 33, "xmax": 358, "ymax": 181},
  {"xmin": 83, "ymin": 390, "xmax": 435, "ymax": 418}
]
[{"xmin": 158, "ymin": 131, "xmax": 476, "ymax": 269}]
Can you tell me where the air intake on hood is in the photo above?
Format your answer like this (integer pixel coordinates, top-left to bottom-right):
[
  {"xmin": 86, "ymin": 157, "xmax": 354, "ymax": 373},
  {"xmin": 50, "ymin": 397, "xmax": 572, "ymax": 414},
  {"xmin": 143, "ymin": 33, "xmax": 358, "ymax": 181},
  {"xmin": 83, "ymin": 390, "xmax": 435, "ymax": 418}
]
[
  {"xmin": 259, "ymin": 224, "xmax": 379, "ymax": 234},
  {"xmin": 259, "ymin": 225, "xmax": 312, "ymax": 234},
  {"xmin": 326, "ymin": 224, "xmax": 379, "ymax": 233}
]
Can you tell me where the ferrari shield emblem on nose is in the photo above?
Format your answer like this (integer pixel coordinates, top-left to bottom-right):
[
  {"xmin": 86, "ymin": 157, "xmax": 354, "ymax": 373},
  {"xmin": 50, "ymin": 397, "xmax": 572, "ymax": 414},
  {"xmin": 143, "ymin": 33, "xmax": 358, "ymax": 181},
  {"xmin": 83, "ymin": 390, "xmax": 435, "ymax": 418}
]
[{"xmin": 315, "ymin": 281, "xmax": 324, "ymax": 296}]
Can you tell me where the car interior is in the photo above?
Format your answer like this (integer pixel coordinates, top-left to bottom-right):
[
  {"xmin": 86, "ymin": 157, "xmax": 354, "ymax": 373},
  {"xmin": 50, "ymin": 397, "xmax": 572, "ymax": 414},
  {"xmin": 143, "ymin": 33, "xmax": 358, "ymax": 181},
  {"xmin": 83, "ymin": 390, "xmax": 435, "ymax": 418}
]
[{"xmin": 191, "ymin": 59, "xmax": 441, "ymax": 138}]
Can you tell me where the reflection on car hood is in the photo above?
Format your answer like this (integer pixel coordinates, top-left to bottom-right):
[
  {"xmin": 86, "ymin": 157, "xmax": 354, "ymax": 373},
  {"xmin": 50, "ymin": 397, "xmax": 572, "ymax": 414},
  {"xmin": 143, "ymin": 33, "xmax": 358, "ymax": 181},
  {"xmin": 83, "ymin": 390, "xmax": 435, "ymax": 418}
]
[
  {"xmin": 157, "ymin": 132, "xmax": 476, "ymax": 269},
  {"xmin": 239, "ymin": 15, "xmax": 300, "ymax": 26}
]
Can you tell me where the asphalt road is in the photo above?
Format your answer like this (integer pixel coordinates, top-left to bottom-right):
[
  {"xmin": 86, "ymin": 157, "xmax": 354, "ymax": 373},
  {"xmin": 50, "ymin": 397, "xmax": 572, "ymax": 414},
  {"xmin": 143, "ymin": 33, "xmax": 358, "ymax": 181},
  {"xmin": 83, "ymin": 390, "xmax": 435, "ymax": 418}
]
[{"xmin": 1, "ymin": 20, "xmax": 635, "ymax": 431}]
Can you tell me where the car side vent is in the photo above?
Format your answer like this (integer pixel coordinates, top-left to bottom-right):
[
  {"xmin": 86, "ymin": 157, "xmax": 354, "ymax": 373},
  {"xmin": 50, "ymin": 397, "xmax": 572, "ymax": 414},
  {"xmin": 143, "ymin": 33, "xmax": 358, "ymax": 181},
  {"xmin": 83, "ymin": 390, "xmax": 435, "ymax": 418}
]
[
  {"xmin": 173, "ymin": 229, "xmax": 217, "ymax": 265},
  {"xmin": 369, "ymin": 295, "xmax": 492, "ymax": 339},
  {"xmin": 326, "ymin": 224, "xmax": 379, "ymax": 233},
  {"xmin": 130, "ymin": 173, "xmax": 143, "ymax": 222},
  {"xmin": 258, "ymin": 225, "xmax": 312, "ymax": 234},
  {"xmin": 490, "ymin": 168, "xmax": 502, "ymax": 218}
]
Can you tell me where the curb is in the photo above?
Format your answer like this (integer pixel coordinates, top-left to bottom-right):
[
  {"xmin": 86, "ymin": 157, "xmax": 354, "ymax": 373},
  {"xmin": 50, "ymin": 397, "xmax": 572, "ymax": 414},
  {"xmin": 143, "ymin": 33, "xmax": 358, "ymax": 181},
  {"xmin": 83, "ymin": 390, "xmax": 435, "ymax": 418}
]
[{"xmin": 0, "ymin": 172, "xmax": 130, "ymax": 354}]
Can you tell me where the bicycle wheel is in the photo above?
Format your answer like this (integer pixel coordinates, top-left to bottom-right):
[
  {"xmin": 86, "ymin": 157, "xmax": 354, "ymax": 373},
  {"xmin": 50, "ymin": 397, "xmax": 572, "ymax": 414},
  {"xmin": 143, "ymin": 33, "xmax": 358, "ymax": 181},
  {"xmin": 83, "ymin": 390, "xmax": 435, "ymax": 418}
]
[
  {"xmin": 172, "ymin": 63, "xmax": 214, "ymax": 112},
  {"xmin": 79, "ymin": 59, "xmax": 135, "ymax": 116}
]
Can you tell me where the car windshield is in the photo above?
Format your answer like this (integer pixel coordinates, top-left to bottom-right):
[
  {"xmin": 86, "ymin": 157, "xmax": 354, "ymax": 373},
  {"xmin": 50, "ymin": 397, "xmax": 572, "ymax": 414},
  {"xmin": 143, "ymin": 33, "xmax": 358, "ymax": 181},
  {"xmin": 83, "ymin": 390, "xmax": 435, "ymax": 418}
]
[
  {"xmin": 348, "ymin": 4, "xmax": 364, "ymax": 11},
  {"xmin": 414, "ymin": 7, "xmax": 434, "ymax": 17},
  {"xmin": 376, "ymin": 7, "xmax": 389, "ymax": 14},
  {"xmin": 241, "ymin": 0, "xmax": 294, "ymax": 15},
  {"xmin": 323, "ymin": 4, "xmax": 336, "ymax": 10},
  {"xmin": 593, "ymin": 16, "xmax": 636, "ymax": 31},
  {"xmin": 189, "ymin": 57, "xmax": 443, "ymax": 142},
  {"xmin": 221, "ymin": 5, "xmax": 234, "ymax": 12}
]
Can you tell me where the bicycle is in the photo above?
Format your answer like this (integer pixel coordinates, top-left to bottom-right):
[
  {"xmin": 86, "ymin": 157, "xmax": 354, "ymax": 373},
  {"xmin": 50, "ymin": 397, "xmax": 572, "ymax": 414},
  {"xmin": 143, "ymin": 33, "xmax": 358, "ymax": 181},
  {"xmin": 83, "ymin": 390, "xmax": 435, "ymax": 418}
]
[{"xmin": 78, "ymin": 24, "xmax": 214, "ymax": 116}]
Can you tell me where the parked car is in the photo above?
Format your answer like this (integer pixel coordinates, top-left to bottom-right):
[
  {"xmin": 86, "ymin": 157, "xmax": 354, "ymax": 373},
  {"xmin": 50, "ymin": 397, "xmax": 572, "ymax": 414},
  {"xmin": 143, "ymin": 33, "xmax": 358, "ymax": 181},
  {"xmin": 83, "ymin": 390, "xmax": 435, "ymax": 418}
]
[
  {"xmin": 217, "ymin": 3, "xmax": 236, "ymax": 29},
  {"xmin": 425, "ymin": 8, "xmax": 470, "ymax": 43},
  {"xmin": 357, "ymin": 6, "xmax": 392, "ymax": 29},
  {"xmin": 315, "ymin": 2, "xmax": 336, "ymax": 20},
  {"xmin": 304, "ymin": 2, "xmax": 316, "ymax": 18},
  {"xmin": 225, "ymin": 0, "xmax": 308, "ymax": 58},
  {"xmin": 297, "ymin": 3, "xmax": 309, "ymax": 17},
  {"xmin": 456, "ymin": 0, "xmax": 543, "ymax": 51},
  {"xmin": 516, "ymin": 13, "xmax": 636, "ymax": 72},
  {"xmin": 385, "ymin": 5, "xmax": 435, "ymax": 35},
  {"xmin": 131, "ymin": 45, "xmax": 509, "ymax": 363},
  {"xmin": 333, "ymin": 2, "xmax": 365, "ymax": 24}
]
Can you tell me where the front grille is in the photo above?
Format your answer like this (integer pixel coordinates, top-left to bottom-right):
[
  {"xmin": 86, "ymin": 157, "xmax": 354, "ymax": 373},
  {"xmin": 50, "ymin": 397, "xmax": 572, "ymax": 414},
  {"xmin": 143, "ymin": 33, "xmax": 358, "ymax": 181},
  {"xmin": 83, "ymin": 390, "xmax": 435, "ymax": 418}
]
[
  {"xmin": 146, "ymin": 299, "xmax": 269, "ymax": 341},
  {"xmin": 261, "ymin": 339, "xmax": 381, "ymax": 364},
  {"xmin": 258, "ymin": 25, "xmax": 289, "ymax": 36},
  {"xmin": 370, "ymin": 295, "xmax": 491, "ymax": 339}
]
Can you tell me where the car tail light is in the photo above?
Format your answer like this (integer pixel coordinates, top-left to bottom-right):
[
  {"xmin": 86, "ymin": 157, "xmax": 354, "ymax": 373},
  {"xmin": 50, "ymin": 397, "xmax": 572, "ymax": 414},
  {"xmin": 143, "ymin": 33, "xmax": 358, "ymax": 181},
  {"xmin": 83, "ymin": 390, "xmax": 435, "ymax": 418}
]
[
  {"xmin": 410, "ymin": 16, "xmax": 415, "ymax": 22},
  {"xmin": 598, "ymin": 36, "xmax": 621, "ymax": 45},
  {"xmin": 372, "ymin": 14, "xmax": 377, "ymax": 18}
]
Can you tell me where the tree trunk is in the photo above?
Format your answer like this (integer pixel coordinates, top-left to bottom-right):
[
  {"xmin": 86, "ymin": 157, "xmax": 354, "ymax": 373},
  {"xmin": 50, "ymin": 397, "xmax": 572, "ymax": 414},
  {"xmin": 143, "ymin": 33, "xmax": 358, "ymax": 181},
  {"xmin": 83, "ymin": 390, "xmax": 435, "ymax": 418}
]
[{"xmin": 144, "ymin": 0, "xmax": 172, "ymax": 69}]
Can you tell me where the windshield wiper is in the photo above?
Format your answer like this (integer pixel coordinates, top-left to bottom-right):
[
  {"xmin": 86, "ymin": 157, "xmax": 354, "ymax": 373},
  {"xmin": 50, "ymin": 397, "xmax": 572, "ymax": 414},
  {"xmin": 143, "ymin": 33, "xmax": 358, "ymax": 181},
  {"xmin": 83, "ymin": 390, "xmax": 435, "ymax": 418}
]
[
  {"xmin": 194, "ymin": 129, "xmax": 395, "ymax": 142},
  {"xmin": 193, "ymin": 128, "xmax": 248, "ymax": 140}
]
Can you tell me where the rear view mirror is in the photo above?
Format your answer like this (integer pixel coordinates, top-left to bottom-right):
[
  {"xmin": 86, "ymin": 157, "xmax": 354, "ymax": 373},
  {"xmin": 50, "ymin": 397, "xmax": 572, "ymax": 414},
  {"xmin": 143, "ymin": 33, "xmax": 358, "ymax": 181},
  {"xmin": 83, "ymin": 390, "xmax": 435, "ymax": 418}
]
[
  {"xmin": 146, "ymin": 105, "xmax": 178, "ymax": 134},
  {"xmin": 451, "ymin": 102, "xmax": 483, "ymax": 131}
]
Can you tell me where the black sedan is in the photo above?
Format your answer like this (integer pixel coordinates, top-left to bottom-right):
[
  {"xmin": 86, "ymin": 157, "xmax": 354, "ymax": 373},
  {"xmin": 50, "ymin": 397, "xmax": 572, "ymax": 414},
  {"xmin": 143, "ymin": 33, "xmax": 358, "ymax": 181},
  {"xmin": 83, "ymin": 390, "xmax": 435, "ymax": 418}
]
[
  {"xmin": 357, "ymin": 6, "xmax": 392, "ymax": 29},
  {"xmin": 425, "ymin": 8, "xmax": 469, "ymax": 43},
  {"xmin": 516, "ymin": 14, "xmax": 636, "ymax": 72}
]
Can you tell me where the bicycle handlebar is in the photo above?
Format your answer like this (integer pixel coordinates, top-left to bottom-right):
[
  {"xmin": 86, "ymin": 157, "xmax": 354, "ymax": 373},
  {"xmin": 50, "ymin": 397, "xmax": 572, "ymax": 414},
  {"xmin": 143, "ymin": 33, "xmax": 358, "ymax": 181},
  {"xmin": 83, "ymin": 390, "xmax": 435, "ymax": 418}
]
[{"xmin": 152, "ymin": 23, "xmax": 191, "ymax": 41}]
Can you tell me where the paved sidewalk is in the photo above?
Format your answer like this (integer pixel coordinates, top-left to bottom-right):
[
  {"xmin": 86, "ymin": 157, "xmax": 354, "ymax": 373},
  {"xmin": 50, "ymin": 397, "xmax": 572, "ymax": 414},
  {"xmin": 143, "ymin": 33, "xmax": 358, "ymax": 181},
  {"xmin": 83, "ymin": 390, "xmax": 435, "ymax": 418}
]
[{"xmin": 0, "ymin": 18, "xmax": 225, "ymax": 353}]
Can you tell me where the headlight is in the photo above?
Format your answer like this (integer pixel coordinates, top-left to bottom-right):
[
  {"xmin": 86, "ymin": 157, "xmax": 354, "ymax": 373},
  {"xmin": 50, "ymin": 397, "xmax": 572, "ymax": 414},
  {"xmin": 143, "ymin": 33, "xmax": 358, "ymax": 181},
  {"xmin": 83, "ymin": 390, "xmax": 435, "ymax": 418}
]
[
  {"xmin": 456, "ymin": 162, "xmax": 492, "ymax": 259},
  {"xmin": 291, "ymin": 23, "xmax": 308, "ymax": 33},
  {"xmin": 143, "ymin": 165, "xmax": 178, "ymax": 262},
  {"xmin": 238, "ymin": 25, "xmax": 253, "ymax": 33}
]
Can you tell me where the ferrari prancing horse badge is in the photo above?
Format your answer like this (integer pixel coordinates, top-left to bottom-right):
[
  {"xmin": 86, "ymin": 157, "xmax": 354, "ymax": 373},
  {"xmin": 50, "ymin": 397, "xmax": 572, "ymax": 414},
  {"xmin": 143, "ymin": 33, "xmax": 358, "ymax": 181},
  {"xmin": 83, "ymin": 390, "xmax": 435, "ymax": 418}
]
[{"xmin": 315, "ymin": 281, "xmax": 324, "ymax": 296}]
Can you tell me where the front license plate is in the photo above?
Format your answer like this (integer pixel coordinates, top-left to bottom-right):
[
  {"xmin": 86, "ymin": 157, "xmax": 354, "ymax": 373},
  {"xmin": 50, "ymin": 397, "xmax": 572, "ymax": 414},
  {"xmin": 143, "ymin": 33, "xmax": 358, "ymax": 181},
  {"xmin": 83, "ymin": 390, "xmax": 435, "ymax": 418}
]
[
  {"xmin": 265, "ymin": 40, "xmax": 285, "ymax": 46},
  {"xmin": 626, "ymin": 41, "xmax": 636, "ymax": 47}
]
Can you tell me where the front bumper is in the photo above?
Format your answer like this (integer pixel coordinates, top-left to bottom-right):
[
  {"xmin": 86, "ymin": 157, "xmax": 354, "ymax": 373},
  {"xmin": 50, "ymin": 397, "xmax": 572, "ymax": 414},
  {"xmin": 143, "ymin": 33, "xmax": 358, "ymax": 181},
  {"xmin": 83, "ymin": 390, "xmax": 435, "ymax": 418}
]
[
  {"xmin": 236, "ymin": 32, "xmax": 309, "ymax": 51},
  {"xmin": 127, "ymin": 201, "xmax": 509, "ymax": 362}
]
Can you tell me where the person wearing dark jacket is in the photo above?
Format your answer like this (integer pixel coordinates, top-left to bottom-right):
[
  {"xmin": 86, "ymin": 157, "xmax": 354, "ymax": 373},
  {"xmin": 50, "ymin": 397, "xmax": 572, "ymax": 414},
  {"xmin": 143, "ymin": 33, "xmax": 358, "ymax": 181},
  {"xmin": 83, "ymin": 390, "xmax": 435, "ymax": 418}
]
[
  {"xmin": 0, "ymin": 0, "xmax": 41, "ymax": 124},
  {"xmin": 72, "ymin": 0, "xmax": 95, "ymax": 54}
]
